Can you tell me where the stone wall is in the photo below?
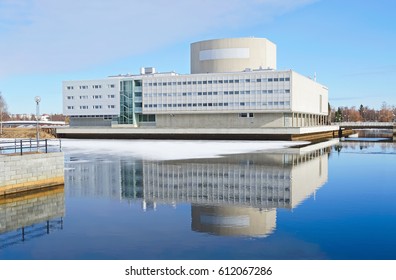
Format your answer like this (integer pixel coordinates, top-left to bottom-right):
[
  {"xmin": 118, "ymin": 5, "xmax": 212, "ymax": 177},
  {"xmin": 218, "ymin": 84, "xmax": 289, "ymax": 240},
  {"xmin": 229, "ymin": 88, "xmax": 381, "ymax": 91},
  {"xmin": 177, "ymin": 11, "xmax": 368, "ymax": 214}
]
[{"xmin": 0, "ymin": 152, "xmax": 64, "ymax": 195}]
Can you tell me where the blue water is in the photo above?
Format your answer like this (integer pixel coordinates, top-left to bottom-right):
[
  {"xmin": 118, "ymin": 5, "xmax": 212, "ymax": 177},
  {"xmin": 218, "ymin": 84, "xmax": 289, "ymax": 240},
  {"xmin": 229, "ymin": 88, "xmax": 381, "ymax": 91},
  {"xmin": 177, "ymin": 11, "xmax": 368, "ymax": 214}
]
[{"xmin": 1, "ymin": 140, "xmax": 396, "ymax": 260}]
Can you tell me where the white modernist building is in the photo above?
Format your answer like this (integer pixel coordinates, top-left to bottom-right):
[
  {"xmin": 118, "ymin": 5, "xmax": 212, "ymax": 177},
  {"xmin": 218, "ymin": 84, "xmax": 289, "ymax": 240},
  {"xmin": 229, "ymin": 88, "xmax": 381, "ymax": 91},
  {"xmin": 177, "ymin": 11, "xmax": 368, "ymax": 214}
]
[{"xmin": 63, "ymin": 38, "xmax": 329, "ymax": 129}]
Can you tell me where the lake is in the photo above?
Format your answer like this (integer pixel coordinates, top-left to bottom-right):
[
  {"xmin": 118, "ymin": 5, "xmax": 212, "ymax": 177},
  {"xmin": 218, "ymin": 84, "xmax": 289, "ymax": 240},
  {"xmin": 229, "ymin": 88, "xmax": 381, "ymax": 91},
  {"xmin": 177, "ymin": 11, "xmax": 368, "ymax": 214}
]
[{"xmin": 1, "ymin": 138, "xmax": 395, "ymax": 260}]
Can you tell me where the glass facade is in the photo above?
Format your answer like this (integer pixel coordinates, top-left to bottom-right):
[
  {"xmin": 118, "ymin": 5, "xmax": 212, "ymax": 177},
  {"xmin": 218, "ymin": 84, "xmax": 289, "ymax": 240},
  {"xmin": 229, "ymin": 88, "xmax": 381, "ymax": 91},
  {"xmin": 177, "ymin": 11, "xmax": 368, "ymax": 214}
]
[{"xmin": 119, "ymin": 79, "xmax": 143, "ymax": 124}]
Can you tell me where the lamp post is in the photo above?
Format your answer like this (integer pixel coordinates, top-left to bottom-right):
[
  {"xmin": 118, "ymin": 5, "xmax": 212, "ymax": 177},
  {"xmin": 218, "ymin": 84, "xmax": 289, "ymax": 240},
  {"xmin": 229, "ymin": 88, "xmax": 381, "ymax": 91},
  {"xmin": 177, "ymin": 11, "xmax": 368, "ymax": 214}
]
[
  {"xmin": 0, "ymin": 91, "xmax": 3, "ymax": 135},
  {"xmin": 35, "ymin": 96, "xmax": 41, "ymax": 144}
]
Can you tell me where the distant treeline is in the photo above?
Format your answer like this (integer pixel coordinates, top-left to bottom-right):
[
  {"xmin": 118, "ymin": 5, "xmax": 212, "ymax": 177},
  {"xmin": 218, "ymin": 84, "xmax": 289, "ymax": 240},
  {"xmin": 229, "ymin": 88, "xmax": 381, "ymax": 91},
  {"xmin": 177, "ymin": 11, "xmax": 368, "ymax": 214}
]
[{"xmin": 331, "ymin": 103, "xmax": 395, "ymax": 122}]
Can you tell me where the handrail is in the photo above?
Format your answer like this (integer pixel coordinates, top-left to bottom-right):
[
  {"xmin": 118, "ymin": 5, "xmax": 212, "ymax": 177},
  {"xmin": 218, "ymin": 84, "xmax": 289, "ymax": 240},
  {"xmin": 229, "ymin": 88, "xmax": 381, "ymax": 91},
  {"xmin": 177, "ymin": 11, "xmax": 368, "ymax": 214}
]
[{"xmin": 0, "ymin": 138, "xmax": 62, "ymax": 155}]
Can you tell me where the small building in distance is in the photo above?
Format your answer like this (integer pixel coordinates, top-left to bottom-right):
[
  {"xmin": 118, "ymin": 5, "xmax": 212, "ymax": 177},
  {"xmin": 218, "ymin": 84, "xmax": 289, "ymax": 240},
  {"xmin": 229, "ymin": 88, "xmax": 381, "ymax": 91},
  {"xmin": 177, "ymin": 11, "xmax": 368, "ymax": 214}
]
[{"xmin": 60, "ymin": 38, "xmax": 333, "ymax": 140}]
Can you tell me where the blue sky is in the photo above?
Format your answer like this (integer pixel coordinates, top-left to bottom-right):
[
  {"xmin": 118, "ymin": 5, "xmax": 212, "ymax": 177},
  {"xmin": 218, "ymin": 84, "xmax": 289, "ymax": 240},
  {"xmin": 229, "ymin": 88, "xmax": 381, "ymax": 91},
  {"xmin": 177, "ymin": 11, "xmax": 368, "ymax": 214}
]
[{"xmin": 0, "ymin": 0, "xmax": 395, "ymax": 114}]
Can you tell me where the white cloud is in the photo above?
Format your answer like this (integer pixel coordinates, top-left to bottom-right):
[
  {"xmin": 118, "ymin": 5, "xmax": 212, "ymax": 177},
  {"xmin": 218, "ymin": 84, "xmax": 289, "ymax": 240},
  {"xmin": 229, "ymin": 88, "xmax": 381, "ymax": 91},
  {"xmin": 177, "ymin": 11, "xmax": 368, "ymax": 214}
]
[{"xmin": 0, "ymin": 0, "xmax": 316, "ymax": 77}]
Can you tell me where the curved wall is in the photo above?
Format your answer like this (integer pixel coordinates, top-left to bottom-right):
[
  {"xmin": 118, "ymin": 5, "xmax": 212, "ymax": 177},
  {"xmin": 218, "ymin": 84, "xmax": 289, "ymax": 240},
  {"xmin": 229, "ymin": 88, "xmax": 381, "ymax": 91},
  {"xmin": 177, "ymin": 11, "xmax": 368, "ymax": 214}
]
[{"xmin": 190, "ymin": 38, "xmax": 277, "ymax": 74}]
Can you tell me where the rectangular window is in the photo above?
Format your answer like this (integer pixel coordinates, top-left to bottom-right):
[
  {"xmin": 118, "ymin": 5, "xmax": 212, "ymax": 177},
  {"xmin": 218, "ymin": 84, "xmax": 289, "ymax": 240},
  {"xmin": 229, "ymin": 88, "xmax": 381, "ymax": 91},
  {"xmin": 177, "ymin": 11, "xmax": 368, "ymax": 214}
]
[
  {"xmin": 239, "ymin": 113, "xmax": 254, "ymax": 118},
  {"xmin": 285, "ymin": 77, "xmax": 290, "ymax": 81},
  {"xmin": 108, "ymin": 84, "xmax": 115, "ymax": 88},
  {"xmin": 66, "ymin": 86, "xmax": 74, "ymax": 90},
  {"xmin": 67, "ymin": 96, "xmax": 74, "ymax": 100},
  {"xmin": 108, "ymin": 94, "xmax": 115, "ymax": 98},
  {"xmin": 67, "ymin": 106, "xmax": 74, "ymax": 109},
  {"xmin": 108, "ymin": 105, "xmax": 115, "ymax": 109}
]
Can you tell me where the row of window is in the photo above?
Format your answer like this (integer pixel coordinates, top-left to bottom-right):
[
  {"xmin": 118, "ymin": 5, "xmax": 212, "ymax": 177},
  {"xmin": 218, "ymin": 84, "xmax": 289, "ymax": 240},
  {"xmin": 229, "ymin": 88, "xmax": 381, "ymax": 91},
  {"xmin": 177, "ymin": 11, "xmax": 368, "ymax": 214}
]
[
  {"xmin": 66, "ymin": 84, "xmax": 116, "ymax": 90},
  {"xmin": 153, "ymin": 171, "xmax": 290, "ymax": 179},
  {"xmin": 144, "ymin": 77, "xmax": 290, "ymax": 87},
  {"xmin": 144, "ymin": 101, "xmax": 290, "ymax": 109},
  {"xmin": 66, "ymin": 94, "xmax": 116, "ymax": 100},
  {"xmin": 67, "ymin": 105, "xmax": 116, "ymax": 110},
  {"xmin": 69, "ymin": 115, "xmax": 117, "ymax": 119},
  {"xmin": 145, "ymin": 89, "xmax": 290, "ymax": 97}
]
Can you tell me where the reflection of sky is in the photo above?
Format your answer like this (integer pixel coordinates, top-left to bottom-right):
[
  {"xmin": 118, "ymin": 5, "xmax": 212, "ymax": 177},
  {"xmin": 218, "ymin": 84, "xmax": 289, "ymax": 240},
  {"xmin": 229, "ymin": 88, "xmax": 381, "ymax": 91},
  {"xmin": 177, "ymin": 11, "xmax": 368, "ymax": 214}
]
[
  {"xmin": 278, "ymin": 143, "xmax": 396, "ymax": 259},
  {"xmin": 2, "ymin": 141, "xmax": 396, "ymax": 260}
]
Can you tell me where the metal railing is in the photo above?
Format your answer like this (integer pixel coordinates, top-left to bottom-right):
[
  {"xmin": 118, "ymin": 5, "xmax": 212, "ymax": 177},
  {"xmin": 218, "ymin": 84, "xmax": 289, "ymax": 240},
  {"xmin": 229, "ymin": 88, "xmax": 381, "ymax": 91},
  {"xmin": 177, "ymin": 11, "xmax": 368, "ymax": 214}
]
[
  {"xmin": 334, "ymin": 122, "xmax": 395, "ymax": 128},
  {"xmin": 0, "ymin": 138, "xmax": 62, "ymax": 155}
]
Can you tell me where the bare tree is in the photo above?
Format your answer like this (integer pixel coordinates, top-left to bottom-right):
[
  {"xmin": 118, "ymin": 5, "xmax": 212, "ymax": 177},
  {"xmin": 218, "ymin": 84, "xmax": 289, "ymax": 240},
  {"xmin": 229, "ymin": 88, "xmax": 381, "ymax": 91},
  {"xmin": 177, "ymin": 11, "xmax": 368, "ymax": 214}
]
[{"xmin": 0, "ymin": 91, "xmax": 9, "ymax": 135}]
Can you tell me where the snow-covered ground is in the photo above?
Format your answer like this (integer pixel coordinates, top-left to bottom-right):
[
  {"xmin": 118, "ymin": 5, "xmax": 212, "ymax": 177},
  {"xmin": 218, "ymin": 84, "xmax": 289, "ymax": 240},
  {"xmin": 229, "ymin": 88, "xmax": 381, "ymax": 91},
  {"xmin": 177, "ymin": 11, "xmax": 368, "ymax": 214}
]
[{"xmin": 60, "ymin": 139, "xmax": 309, "ymax": 161}]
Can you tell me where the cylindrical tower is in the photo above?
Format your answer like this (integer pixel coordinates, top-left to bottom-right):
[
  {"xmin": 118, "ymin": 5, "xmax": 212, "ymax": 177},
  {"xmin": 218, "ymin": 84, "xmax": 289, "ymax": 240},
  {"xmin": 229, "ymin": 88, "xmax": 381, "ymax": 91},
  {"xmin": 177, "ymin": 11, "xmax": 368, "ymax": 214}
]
[{"xmin": 190, "ymin": 37, "xmax": 277, "ymax": 74}]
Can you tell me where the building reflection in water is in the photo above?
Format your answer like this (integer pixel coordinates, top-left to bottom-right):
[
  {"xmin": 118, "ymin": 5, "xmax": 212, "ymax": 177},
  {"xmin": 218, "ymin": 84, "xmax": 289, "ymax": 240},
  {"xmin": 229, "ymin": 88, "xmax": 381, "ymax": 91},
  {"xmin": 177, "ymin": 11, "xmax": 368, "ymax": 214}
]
[
  {"xmin": 65, "ymin": 140, "xmax": 335, "ymax": 238},
  {"xmin": 0, "ymin": 186, "xmax": 65, "ymax": 249}
]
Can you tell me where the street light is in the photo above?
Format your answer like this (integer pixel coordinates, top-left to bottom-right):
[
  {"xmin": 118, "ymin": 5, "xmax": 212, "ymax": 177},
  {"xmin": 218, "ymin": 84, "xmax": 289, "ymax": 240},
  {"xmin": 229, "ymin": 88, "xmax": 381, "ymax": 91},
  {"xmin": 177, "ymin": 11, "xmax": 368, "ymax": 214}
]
[{"xmin": 35, "ymin": 96, "xmax": 41, "ymax": 144}]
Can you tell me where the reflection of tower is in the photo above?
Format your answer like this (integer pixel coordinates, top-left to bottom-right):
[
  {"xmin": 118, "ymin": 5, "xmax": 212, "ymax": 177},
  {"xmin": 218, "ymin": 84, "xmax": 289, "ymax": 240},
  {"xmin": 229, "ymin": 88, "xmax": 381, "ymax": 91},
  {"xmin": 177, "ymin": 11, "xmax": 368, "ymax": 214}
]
[{"xmin": 192, "ymin": 205, "xmax": 276, "ymax": 237}]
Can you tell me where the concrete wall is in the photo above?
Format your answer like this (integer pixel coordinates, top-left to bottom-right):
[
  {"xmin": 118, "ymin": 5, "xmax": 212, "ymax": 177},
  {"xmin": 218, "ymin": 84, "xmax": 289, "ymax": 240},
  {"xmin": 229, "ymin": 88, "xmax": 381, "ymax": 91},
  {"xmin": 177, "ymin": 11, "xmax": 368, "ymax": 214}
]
[
  {"xmin": 0, "ymin": 186, "xmax": 65, "ymax": 234},
  {"xmin": 191, "ymin": 38, "xmax": 277, "ymax": 74},
  {"xmin": 156, "ymin": 113, "xmax": 289, "ymax": 128},
  {"xmin": 0, "ymin": 152, "xmax": 64, "ymax": 195},
  {"xmin": 70, "ymin": 117, "xmax": 113, "ymax": 127},
  {"xmin": 291, "ymin": 71, "xmax": 329, "ymax": 115}
]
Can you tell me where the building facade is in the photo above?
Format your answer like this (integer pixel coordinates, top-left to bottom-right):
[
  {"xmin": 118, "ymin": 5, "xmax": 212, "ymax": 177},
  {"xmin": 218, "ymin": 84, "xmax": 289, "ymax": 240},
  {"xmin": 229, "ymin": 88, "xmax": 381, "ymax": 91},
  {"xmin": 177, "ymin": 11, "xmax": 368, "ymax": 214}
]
[{"xmin": 63, "ymin": 38, "xmax": 328, "ymax": 128}]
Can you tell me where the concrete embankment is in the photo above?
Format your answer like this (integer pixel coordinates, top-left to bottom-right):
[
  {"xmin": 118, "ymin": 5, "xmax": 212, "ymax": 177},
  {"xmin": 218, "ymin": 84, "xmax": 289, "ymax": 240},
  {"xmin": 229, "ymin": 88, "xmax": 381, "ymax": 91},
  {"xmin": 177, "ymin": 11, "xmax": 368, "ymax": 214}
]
[
  {"xmin": 56, "ymin": 126, "xmax": 340, "ymax": 141},
  {"xmin": 0, "ymin": 152, "xmax": 64, "ymax": 195}
]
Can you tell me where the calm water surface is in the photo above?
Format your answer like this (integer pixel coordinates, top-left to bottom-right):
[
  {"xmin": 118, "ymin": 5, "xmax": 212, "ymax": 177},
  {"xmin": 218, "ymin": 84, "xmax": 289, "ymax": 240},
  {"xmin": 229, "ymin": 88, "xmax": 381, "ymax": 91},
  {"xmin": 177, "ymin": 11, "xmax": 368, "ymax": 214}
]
[{"xmin": 1, "ymin": 139, "xmax": 395, "ymax": 260}]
